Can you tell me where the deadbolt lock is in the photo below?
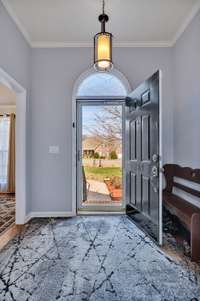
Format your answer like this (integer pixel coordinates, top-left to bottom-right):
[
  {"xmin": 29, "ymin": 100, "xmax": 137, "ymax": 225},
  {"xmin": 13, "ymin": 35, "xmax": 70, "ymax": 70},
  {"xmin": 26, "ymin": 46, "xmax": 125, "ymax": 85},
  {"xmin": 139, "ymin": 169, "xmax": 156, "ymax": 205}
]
[{"xmin": 151, "ymin": 166, "xmax": 158, "ymax": 177}]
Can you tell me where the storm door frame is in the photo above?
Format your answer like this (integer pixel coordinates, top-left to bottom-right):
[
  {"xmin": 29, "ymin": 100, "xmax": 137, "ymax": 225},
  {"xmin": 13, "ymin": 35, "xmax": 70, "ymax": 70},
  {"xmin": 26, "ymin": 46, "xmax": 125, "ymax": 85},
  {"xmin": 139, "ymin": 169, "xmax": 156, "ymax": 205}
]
[{"xmin": 76, "ymin": 96, "xmax": 126, "ymax": 213}]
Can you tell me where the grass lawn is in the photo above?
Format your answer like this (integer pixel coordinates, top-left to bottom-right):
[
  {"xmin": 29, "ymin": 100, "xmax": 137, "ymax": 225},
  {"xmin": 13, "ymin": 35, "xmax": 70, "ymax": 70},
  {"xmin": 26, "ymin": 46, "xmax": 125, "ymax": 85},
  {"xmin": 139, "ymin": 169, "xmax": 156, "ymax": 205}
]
[{"xmin": 84, "ymin": 166, "xmax": 122, "ymax": 182}]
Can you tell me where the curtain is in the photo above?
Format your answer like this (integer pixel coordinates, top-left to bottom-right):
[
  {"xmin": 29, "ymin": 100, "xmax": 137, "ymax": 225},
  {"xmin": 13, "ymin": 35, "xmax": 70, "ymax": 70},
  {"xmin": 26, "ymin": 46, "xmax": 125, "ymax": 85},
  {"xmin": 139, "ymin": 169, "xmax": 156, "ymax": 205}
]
[
  {"xmin": 7, "ymin": 114, "xmax": 15, "ymax": 193},
  {"xmin": 0, "ymin": 116, "xmax": 10, "ymax": 192}
]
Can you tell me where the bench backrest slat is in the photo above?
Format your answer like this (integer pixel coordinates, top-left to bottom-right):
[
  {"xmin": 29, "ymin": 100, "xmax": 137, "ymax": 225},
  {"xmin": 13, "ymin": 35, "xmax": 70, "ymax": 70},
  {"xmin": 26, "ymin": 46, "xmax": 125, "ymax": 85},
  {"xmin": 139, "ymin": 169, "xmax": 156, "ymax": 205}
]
[
  {"xmin": 164, "ymin": 164, "xmax": 200, "ymax": 196},
  {"xmin": 173, "ymin": 182, "xmax": 200, "ymax": 198}
]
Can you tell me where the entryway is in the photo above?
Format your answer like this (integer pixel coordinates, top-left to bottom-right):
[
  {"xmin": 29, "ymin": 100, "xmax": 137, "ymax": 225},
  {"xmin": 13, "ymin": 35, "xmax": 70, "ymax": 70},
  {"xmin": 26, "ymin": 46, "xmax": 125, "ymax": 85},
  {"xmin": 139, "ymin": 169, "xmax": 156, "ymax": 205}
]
[
  {"xmin": 73, "ymin": 70, "xmax": 130, "ymax": 214},
  {"xmin": 0, "ymin": 93, "xmax": 16, "ymax": 235},
  {"xmin": 74, "ymin": 69, "xmax": 163, "ymax": 246},
  {"xmin": 0, "ymin": 67, "xmax": 27, "ymax": 234}
]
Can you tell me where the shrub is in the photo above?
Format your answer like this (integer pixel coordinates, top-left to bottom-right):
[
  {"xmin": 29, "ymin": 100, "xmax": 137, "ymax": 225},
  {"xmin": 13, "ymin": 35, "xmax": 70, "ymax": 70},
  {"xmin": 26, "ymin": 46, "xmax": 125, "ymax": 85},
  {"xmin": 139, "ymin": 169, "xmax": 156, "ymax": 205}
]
[
  {"xmin": 111, "ymin": 176, "xmax": 122, "ymax": 189},
  {"xmin": 110, "ymin": 151, "xmax": 118, "ymax": 160},
  {"xmin": 94, "ymin": 152, "xmax": 100, "ymax": 159}
]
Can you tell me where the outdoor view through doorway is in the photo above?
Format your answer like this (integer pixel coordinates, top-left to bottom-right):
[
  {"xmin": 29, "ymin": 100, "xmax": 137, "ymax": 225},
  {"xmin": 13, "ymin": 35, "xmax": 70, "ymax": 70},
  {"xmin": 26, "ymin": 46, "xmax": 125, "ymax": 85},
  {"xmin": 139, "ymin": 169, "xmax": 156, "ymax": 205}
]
[
  {"xmin": 76, "ymin": 71, "xmax": 129, "ymax": 211},
  {"xmin": 80, "ymin": 104, "xmax": 123, "ymax": 208}
]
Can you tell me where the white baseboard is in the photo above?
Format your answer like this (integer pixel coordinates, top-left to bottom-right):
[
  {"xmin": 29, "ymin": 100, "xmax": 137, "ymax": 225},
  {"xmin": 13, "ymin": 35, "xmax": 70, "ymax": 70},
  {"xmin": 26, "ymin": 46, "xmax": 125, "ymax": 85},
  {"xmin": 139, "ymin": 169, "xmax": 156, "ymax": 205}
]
[{"xmin": 24, "ymin": 211, "xmax": 76, "ymax": 223}]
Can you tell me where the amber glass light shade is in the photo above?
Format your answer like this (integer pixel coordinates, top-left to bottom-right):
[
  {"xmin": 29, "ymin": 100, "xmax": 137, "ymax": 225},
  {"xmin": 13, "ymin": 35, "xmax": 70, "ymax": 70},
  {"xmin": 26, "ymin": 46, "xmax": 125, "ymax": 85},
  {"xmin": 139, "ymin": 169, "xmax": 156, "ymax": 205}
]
[{"xmin": 94, "ymin": 32, "xmax": 113, "ymax": 71}]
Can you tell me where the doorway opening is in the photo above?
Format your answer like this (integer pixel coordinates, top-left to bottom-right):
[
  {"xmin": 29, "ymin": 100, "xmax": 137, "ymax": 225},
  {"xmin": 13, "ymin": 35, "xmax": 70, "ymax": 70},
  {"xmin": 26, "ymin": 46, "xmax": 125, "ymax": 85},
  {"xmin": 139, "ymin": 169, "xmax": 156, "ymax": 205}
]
[
  {"xmin": 74, "ymin": 70, "xmax": 131, "ymax": 212},
  {"xmin": 0, "ymin": 67, "xmax": 26, "ymax": 234},
  {"xmin": 0, "ymin": 83, "xmax": 16, "ymax": 234},
  {"xmin": 77, "ymin": 101, "xmax": 124, "ymax": 210}
]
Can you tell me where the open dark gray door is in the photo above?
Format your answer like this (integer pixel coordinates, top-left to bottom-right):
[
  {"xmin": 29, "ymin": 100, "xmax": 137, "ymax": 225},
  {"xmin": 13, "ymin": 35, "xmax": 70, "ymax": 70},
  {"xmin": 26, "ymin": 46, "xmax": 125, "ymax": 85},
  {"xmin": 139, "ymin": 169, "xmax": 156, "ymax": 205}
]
[{"xmin": 125, "ymin": 70, "xmax": 163, "ymax": 245}]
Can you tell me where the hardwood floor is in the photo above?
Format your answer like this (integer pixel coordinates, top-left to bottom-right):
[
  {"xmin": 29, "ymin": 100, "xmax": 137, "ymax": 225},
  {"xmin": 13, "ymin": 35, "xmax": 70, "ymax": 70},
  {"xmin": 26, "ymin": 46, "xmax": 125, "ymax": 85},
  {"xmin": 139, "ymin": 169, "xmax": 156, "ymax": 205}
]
[{"xmin": 0, "ymin": 224, "xmax": 23, "ymax": 250}]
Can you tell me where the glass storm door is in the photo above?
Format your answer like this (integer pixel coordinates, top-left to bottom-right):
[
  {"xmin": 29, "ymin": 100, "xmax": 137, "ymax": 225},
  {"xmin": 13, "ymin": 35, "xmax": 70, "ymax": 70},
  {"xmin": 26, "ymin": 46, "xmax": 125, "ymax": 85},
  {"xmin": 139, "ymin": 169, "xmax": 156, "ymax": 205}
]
[
  {"xmin": 77, "ymin": 101, "xmax": 124, "ymax": 212},
  {"xmin": 125, "ymin": 71, "xmax": 163, "ymax": 245}
]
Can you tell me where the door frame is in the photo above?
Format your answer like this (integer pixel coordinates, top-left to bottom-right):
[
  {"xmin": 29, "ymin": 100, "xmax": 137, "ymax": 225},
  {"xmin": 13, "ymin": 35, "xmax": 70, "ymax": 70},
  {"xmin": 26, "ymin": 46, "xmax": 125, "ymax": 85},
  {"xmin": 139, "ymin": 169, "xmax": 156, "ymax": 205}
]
[
  {"xmin": 76, "ymin": 98, "xmax": 126, "ymax": 212},
  {"xmin": 158, "ymin": 70, "xmax": 163, "ymax": 244},
  {"xmin": 72, "ymin": 68, "xmax": 131, "ymax": 215},
  {"xmin": 0, "ymin": 67, "xmax": 27, "ymax": 224}
]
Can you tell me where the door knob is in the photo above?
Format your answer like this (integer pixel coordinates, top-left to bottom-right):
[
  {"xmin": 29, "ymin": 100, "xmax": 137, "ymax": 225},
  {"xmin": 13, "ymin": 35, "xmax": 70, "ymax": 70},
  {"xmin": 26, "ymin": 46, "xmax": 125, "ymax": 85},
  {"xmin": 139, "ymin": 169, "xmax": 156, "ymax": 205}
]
[{"xmin": 152, "ymin": 154, "xmax": 159, "ymax": 162}]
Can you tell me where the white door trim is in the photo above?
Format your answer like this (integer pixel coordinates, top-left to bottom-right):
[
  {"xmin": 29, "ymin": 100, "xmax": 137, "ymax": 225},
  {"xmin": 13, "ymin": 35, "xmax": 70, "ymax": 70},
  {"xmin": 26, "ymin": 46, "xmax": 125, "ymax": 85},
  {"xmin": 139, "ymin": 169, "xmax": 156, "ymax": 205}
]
[
  {"xmin": 72, "ymin": 67, "xmax": 131, "ymax": 215},
  {"xmin": 0, "ymin": 67, "xmax": 27, "ymax": 224},
  {"xmin": 159, "ymin": 70, "xmax": 163, "ymax": 245}
]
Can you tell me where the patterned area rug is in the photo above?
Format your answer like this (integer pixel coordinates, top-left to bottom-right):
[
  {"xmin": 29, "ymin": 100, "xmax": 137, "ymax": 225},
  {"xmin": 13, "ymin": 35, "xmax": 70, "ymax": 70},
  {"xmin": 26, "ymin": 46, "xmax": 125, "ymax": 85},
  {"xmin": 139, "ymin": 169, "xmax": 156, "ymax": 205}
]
[
  {"xmin": 0, "ymin": 216, "xmax": 200, "ymax": 301},
  {"xmin": 0, "ymin": 195, "xmax": 15, "ymax": 235}
]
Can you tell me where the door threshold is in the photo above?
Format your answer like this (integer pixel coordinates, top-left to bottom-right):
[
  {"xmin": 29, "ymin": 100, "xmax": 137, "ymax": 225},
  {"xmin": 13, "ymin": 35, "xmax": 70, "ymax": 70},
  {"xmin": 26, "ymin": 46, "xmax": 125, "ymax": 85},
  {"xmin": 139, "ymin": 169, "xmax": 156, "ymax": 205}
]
[{"xmin": 77, "ymin": 210, "xmax": 125, "ymax": 216}]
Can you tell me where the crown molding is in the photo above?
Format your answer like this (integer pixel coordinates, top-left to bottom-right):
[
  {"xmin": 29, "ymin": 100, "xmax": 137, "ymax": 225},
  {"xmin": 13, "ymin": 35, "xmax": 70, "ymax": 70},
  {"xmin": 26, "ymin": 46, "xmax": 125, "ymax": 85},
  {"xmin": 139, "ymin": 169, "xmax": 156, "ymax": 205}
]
[
  {"xmin": 171, "ymin": 2, "xmax": 200, "ymax": 46},
  {"xmin": 1, "ymin": 0, "xmax": 32, "ymax": 46},
  {"xmin": 31, "ymin": 41, "xmax": 172, "ymax": 48},
  {"xmin": 2, "ymin": 0, "xmax": 200, "ymax": 49}
]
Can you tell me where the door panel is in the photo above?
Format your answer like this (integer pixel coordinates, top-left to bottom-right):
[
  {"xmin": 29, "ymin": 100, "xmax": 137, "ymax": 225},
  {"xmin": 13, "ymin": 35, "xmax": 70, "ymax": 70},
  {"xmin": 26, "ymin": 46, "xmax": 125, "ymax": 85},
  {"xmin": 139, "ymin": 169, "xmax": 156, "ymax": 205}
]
[{"xmin": 125, "ymin": 71, "xmax": 162, "ymax": 244}]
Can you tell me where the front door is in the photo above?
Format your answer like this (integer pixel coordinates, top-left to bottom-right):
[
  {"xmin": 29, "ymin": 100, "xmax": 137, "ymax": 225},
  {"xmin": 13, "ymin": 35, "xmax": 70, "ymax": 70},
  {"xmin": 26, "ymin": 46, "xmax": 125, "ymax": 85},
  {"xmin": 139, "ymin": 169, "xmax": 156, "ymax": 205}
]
[{"xmin": 125, "ymin": 71, "xmax": 163, "ymax": 244}]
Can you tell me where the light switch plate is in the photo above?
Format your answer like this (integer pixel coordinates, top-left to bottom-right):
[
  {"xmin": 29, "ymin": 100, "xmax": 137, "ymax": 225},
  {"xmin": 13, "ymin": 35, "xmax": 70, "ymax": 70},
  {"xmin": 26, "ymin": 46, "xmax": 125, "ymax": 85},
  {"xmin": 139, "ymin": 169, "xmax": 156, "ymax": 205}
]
[{"xmin": 49, "ymin": 146, "xmax": 60, "ymax": 154}]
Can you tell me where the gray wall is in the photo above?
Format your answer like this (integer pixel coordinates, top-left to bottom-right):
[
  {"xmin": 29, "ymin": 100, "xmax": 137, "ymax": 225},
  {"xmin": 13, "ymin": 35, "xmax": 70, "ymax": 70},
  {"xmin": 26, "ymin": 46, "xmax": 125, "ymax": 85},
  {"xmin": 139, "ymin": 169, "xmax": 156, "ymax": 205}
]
[
  {"xmin": 173, "ymin": 11, "xmax": 200, "ymax": 168},
  {"xmin": 0, "ymin": 1, "xmax": 31, "ymax": 214},
  {"xmin": 31, "ymin": 47, "xmax": 174, "ymax": 213}
]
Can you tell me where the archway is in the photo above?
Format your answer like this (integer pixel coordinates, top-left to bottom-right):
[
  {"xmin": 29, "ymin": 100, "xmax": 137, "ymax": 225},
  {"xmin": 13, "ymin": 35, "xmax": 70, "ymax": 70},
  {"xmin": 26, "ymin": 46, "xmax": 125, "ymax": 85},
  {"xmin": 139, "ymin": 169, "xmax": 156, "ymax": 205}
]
[
  {"xmin": 72, "ymin": 68, "xmax": 131, "ymax": 214},
  {"xmin": 0, "ymin": 67, "xmax": 27, "ymax": 225}
]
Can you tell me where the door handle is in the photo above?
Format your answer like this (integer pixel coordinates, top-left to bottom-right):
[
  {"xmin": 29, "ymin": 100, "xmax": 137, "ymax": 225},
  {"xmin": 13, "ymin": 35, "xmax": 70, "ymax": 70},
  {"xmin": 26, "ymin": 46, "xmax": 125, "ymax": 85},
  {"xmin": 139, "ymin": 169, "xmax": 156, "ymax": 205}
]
[{"xmin": 152, "ymin": 154, "xmax": 159, "ymax": 162}]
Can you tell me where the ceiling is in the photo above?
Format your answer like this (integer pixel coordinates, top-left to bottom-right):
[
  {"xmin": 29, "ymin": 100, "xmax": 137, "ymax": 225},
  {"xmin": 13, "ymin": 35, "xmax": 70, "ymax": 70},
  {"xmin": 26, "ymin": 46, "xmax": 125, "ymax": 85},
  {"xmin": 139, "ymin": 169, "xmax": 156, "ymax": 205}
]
[
  {"xmin": 2, "ymin": 0, "xmax": 200, "ymax": 47},
  {"xmin": 0, "ymin": 83, "xmax": 16, "ymax": 105}
]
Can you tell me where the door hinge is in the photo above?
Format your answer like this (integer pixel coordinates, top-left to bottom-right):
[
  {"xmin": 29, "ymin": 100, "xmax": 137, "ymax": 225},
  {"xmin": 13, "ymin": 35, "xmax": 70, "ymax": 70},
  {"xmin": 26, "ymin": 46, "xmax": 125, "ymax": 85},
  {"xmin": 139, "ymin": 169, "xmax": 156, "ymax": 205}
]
[{"xmin": 77, "ymin": 150, "xmax": 81, "ymax": 161}]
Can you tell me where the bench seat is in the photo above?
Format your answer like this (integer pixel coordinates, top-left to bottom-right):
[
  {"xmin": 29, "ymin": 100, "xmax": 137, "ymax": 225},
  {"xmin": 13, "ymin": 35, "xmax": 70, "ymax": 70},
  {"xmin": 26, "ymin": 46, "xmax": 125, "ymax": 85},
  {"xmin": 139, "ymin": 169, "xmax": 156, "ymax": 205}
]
[
  {"xmin": 163, "ymin": 164, "xmax": 200, "ymax": 262},
  {"xmin": 163, "ymin": 191, "xmax": 200, "ymax": 231}
]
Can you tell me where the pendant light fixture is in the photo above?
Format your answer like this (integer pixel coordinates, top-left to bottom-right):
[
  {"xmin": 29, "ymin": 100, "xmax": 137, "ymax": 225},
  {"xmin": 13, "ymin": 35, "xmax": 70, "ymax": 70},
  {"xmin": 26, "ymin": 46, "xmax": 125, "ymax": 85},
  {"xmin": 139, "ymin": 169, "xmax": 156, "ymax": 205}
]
[{"xmin": 94, "ymin": 0, "xmax": 113, "ymax": 71}]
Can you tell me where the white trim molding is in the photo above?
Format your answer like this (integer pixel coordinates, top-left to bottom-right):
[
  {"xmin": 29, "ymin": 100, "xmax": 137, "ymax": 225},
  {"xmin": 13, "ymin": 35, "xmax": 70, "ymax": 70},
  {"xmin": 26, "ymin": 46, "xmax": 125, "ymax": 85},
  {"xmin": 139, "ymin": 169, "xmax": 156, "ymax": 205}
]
[
  {"xmin": 172, "ymin": 2, "xmax": 200, "ymax": 45},
  {"xmin": 0, "ymin": 67, "xmax": 27, "ymax": 225},
  {"xmin": 72, "ymin": 67, "xmax": 131, "ymax": 216},
  {"xmin": 1, "ymin": 0, "xmax": 32, "ymax": 46},
  {"xmin": 31, "ymin": 41, "xmax": 173, "ymax": 48},
  {"xmin": 2, "ymin": 0, "xmax": 200, "ymax": 48}
]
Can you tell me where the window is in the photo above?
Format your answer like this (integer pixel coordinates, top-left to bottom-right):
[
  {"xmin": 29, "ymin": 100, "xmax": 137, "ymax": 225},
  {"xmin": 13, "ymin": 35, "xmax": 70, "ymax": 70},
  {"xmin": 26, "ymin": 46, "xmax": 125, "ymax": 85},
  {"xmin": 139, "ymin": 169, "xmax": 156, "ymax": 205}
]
[
  {"xmin": 0, "ymin": 116, "xmax": 10, "ymax": 191},
  {"xmin": 77, "ymin": 72, "xmax": 127, "ymax": 97}
]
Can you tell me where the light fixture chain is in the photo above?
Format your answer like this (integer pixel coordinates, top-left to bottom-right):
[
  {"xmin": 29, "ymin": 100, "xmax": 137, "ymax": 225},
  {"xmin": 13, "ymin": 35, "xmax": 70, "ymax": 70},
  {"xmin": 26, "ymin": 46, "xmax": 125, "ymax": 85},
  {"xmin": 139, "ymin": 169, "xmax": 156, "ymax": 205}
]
[{"xmin": 102, "ymin": 0, "xmax": 105, "ymax": 14}]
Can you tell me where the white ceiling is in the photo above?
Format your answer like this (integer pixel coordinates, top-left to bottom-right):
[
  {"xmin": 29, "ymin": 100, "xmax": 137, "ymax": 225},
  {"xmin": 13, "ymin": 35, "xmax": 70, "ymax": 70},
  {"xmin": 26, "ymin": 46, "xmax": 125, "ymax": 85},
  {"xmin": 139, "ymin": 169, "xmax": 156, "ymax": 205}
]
[
  {"xmin": 0, "ymin": 83, "xmax": 16, "ymax": 105},
  {"xmin": 2, "ymin": 0, "xmax": 200, "ymax": 47}
]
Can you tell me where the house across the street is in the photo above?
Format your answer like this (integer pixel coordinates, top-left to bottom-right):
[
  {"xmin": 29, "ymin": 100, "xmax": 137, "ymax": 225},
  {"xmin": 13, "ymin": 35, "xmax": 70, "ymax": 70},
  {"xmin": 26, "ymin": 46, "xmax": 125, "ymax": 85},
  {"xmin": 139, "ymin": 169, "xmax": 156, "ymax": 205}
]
[{"xmin": 82, "ymin": 136, "xmax": 122, "ymax": 159}]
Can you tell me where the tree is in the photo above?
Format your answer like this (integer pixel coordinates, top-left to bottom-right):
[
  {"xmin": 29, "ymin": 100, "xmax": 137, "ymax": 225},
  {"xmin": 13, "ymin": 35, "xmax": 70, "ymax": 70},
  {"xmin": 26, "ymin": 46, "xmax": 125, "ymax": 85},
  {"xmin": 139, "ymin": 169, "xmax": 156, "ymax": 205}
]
[{"xmin": 85, "ymin": 106, "xmax": 122, "ymax": 143}]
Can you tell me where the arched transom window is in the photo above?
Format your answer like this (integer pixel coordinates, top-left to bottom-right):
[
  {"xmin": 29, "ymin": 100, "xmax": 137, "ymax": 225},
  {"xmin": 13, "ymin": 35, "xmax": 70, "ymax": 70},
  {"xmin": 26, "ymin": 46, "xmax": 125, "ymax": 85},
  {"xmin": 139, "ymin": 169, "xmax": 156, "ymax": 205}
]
[{"xmin": 77, "ymin": 72, "xmax": 128, "ymax": 97}]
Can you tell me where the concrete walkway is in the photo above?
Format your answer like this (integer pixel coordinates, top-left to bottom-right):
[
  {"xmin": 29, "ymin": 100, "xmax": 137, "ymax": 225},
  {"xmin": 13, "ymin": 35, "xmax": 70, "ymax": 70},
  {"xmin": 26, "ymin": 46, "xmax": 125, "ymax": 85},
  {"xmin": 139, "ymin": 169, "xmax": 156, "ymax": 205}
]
[
  {"xmin": 88, "ymin": 179, "xmax": 110, "ymax": 195},
  {"xmin": 87, "ymin": 179, "xmax": 112, "ymax": 202}
]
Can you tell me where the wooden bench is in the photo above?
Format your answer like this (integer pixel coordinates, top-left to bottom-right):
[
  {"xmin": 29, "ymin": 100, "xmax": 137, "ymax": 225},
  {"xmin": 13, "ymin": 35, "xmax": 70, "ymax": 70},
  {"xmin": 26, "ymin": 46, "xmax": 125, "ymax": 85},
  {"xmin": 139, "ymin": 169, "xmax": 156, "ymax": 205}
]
[{"xmin": 163, "ymin": 164, "xmax": 200, "ymax": 261}]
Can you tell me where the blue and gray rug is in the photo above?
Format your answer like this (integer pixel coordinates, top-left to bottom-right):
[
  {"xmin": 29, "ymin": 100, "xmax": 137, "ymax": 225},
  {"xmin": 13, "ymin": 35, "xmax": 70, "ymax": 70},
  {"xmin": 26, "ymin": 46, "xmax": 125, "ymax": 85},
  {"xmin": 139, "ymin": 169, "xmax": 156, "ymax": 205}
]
[{"xmin": 0, "ymin": 216, "xmax": 200, "ymax": 301}]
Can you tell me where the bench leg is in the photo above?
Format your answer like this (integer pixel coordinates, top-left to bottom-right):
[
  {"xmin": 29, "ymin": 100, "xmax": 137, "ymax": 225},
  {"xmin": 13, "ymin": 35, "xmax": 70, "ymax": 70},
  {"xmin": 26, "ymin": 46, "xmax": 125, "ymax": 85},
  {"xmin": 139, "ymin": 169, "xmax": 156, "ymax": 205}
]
[{"xmin": 191, "ymin": 213, "xmax": 200, "ymax": 262}]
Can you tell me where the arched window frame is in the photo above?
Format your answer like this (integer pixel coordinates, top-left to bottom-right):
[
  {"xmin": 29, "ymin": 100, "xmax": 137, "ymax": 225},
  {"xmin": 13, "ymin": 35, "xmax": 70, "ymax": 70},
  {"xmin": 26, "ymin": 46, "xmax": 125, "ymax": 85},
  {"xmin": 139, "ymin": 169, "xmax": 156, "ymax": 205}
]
[{"xmin": 73, "ymin": 68, "xmax": 131, "ymax": 99}]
